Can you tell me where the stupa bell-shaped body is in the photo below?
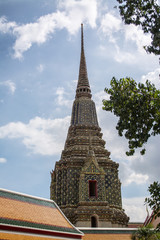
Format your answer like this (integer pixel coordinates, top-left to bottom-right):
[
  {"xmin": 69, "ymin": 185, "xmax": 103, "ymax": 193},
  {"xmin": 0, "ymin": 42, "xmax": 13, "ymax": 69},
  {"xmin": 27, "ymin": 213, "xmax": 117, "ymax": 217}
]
[{"xmin": 50, "ymin": 24, "xmax": 129, "ymax": 227}]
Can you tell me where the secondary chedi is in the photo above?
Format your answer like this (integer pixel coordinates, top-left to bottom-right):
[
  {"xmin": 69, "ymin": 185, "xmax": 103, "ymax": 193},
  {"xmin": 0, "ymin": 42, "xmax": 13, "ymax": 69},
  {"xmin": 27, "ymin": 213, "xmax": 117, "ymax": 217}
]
[{"xmin": 50, "ymin": 24, "xmax": 129, "ymax": 228}]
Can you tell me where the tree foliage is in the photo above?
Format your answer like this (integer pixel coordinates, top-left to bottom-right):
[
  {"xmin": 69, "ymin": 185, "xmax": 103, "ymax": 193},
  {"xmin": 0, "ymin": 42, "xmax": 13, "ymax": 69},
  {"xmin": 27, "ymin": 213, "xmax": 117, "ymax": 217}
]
[
  {"xmin": 102, "ymin": 77, "xmax": 160, "ymax": 155},
  {"xmin": 131, "ymin": 225, "xmax": 159, "ymax": 240},
  {"xmin": 145, "ymin": 181, "xmax": 160, "ymax": 227},
  {"xmin": 131, "ymin": 225, "xmax": 160, "ymax": 240},
  {"xmin": 116, "ymin": 0, "xmax": 160, "ymax": 55},
  {"xmin": 131, "ymin": 183, "xmax": 160, "ymax": 239}
]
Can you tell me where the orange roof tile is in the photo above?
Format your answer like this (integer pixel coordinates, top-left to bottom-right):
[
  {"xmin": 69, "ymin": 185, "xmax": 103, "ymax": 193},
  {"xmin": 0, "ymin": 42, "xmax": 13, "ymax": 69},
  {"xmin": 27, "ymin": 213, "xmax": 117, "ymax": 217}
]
[
  {"xmin": 0, "ymin": 197, "xmax": 71, "ymax": 228},
  {"xmin": 80, "ymin": 228, "xmax": 137, "ymax": 240},
  {"xmin": 0, "ymin": 189, "xmax": 82, "ymax": 239},
  {"xmin": 0, "ymin": 232, "xmax": 71, "ymax": 240},
  {"xmin": 82, "ymin": 234, "xmax": 132, "ymax": 240}
]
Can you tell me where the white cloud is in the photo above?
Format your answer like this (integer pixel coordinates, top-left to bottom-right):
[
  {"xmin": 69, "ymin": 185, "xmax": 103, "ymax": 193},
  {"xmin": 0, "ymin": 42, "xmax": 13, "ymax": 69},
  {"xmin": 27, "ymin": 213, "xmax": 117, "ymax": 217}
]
[
  {"xmin": 12, "ymin": 14, "xmax": 57, "ymax": 59},
  {"xmin": 99, "ymin": 10, "xmax": 153, "ymax": 63},
  {"xmin": 0, "ymin": 116, "xmax": 70, "ymax": 156},
  {"xmin": 94, "ymin": 90, "xmax": 108, "ymax": 110},
  {"xmin": 58, "ymin": 0, "xmax": 97, "ymax": 32},
  {"xmin": 55, "ymin": 87, "xmax": 72, "ymax": 107},
  {"xmin": 0, "ymin": 80, "xmax": 16, "ymax": 94},
  {"xmin": 0, "ymin": 158, "xmax": 7, "ymax": 163},
  {"xmin": 141, "ymin": 68, "xmax": 160, "ymax": 88},
  {"xmin": 100, "ymin": 12, "xmax": 121, "ymax": 43},
  {"xmin": 0, "ymin": 0, "xmax": 97, "ymax": 59},
  {"xmin": 0, "ymin": 16, "xmax": 17, "ymax": 33},
  {"xmin": 0, "ymin": 1, "xmax": 153, "ymax": 62},
  {"xmin": 37, "ymin": 64, "xmax": 45, "ymax": 73},
  {"xmin": 114, "ymin": 44, "xmax": 136, "ymax": 63},
  {"xmin": 130, "ymin": 135, "xmax": 160, "ymax": 183},
  {"xmin": 120, "ymin": 162, "xmax": 149, "ymax": 186},
  {"xmin": 123, "ymin": 197, "xmax": 150, "ymax": 222},
  {"xmin": 124, "ymin": 24, "xmax": 151, "ymax": 54},
  {"xmin": 98, "ymin": 42, "xmax": 136, "ymax": 64},
  {"xmin": 98, "ymin": 13, "xmax": 136, "ymax": 63}
]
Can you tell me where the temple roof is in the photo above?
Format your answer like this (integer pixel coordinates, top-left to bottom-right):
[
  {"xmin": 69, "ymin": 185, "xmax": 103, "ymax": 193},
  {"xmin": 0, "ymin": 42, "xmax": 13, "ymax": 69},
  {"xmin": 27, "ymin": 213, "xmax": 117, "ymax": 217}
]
[{"xmin": 0, "ymin": 189, "xmax": 83, "ymax": 239}]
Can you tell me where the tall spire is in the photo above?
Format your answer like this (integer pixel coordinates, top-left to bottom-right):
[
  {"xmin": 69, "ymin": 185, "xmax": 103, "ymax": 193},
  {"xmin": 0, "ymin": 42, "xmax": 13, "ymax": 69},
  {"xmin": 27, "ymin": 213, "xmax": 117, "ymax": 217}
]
[
  {"xmin": 76, "ymin": 24, "xmax": 91, "ymax": 98},
  {"xmin": 50, "ymin": 22, "xmax": 129, "ymax": 228}
]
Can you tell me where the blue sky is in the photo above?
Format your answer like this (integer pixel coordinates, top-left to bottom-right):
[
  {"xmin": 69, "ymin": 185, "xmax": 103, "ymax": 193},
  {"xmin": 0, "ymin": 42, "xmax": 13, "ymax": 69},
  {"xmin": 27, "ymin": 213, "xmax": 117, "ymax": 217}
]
[{"xmin": 0, "ymin": 0, "xmax": 160, "ymax": 222}]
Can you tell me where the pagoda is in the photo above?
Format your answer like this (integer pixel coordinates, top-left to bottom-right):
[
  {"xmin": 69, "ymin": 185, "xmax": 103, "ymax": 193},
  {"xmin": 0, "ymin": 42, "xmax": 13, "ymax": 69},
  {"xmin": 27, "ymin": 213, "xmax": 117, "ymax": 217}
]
[{"xmin": 50, "ymin": 24, "xmax": 129, "ymax": 228}]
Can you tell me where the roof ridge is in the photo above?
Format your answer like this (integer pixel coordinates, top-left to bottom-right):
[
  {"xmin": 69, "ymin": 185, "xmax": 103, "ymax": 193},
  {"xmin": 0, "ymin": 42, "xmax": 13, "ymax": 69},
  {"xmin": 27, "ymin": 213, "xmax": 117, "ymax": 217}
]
[{"xmin": 0, "ymin": 188, "xmax": 53, "ymax": 203}]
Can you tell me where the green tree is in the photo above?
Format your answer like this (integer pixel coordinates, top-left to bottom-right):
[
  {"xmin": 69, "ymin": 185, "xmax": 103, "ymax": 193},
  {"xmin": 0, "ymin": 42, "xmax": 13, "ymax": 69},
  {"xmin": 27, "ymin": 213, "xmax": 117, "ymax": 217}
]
[
  {"xmin": 103, "ymin": 1, "xmax": 160, "ymax": 155},
  {"xmin": 145, "ymin": 181, "xmax": 160, "ymax": 229},
  {"xmin": 102, "ymin": 77, "xmax": 160, "ymax": 156},
  {"xmin": 131, "ymin": 225, "xmax": 159, "ymax": 240},
  {"xmin": 116, "ymin": 0, "xmax": 160, "ymax": 55},
  {"xmin": 131, "ymin": 225, "xmax": 160, "ymax": 240},
  {"xmin": 131, "ymin": 182, "xmax": 160, "ymax": 239}
]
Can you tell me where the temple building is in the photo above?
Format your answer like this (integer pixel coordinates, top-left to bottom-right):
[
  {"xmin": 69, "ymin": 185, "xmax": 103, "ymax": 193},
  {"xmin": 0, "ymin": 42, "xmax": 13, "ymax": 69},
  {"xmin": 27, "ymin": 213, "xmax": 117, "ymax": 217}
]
[{"xmin": 50, "ymin": 24, "xmax": 129, "ymax": 228}]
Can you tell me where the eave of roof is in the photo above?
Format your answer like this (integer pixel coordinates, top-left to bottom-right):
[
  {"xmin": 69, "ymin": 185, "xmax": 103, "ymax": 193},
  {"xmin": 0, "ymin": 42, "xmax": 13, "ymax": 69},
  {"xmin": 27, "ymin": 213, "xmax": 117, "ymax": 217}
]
[
  {"xmin": 0, "ymin": 224, "xmax": 82, "ymax": 239},
  {"xmin": 79, "ymin": 227, "xmax": 138, "ymax": 234},
  {"xmin": 0, "ymin": 189, "xmax": 83, "ymax": 238}
]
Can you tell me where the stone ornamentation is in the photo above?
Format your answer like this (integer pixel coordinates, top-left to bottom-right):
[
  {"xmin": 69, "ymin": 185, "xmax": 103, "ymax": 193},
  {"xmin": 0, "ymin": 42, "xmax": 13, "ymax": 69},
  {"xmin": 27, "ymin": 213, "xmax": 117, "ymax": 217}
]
[{"xmin": 50, "ymin": 24, "xmax": 129, "ymax": 228}]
